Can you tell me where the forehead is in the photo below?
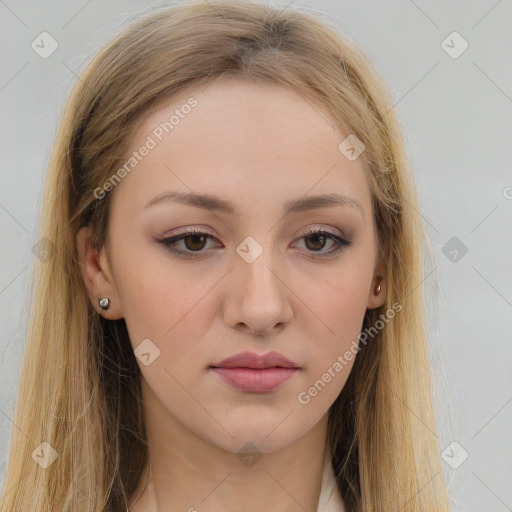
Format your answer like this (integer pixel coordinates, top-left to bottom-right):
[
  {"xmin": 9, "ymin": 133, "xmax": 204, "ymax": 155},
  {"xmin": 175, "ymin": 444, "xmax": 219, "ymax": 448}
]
[{"xmin": 111, "ymin": 77, "xmax": 372, "ymax": 219}]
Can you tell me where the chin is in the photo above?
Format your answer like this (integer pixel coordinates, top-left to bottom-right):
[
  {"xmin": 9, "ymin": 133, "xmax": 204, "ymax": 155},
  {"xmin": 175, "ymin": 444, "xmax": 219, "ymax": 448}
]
[{"xmin": 205, "ymin": 418, "xmax": 309, "ymax": 454}]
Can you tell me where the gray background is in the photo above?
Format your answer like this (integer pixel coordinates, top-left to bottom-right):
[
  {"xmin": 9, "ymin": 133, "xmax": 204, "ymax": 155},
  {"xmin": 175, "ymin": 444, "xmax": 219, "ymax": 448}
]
[{"xmin": 1, "ymin": 1, "xmax": 511, "ymax": 510}]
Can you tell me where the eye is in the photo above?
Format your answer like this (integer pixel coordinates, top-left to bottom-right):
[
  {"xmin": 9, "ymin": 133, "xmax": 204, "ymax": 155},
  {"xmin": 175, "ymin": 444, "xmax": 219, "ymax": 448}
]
[
  {"xmin": 156, "ymin": 228, "xmax": 220, "ymax": 259},
  {"xmin": 156, "ymin": 227, "xmax": 351, "ymax": 259},
  {"xmin": 293, "ymin": 227, "xmax": 351, "ymax": 258}
]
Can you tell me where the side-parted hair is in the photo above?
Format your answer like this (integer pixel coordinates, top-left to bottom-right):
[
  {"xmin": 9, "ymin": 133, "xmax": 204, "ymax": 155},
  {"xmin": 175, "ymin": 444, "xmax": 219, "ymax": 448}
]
[{"xmin": 0, "ymin": 1, "xmax": 450, "ymax": 510}]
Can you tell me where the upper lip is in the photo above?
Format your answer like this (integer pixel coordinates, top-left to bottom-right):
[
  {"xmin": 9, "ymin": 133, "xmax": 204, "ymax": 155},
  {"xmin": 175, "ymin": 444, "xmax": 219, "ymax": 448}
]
[{"xmin": 211, "ymin": 351, "xmax": 300, "ymax": 369}]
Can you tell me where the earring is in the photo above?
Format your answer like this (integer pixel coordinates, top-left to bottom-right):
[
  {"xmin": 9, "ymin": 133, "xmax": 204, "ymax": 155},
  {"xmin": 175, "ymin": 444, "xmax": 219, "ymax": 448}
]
[
  {"xmin": 374, "ymin": 277, "xmax": 382, "ymax": 295},
  {"xmin": 98, "ymin": 297, "xmax": 111, "ymax": 311}
]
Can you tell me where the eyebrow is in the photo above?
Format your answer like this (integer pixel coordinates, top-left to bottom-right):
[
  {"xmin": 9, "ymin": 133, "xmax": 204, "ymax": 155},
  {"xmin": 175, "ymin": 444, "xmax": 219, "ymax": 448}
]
[{"xmin": 143, "ymin": 191, "xmax": 364, "ymax": 219}]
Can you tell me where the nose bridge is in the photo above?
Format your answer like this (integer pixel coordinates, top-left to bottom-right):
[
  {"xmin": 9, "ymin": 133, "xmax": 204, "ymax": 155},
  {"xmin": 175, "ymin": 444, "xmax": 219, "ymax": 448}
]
[
  {"xmin": 227, "ymin": 234, "xmax": 292, "ymax": 332},
  {"xmin": 236, "ymin": 234, "xmax": 281, "ymax": 296}
]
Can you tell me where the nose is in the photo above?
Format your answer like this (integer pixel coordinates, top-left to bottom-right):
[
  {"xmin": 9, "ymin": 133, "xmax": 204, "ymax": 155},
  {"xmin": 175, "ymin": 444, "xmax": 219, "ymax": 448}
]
[{"xmin": 223, "ymin": 242, "xmax": 293, "ymax": 336}]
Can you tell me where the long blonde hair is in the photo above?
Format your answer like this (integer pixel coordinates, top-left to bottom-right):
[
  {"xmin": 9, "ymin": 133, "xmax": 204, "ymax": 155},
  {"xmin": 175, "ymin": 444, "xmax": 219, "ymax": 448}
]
[{"xmin": 0, "ymin": 1, "xmax": 450, "ymax": 510}]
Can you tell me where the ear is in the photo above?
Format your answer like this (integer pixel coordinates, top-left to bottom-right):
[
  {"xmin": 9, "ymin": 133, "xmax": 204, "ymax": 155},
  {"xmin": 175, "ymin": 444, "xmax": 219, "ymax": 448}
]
[
  {"xmin": 76, "ymin": 225, "xmax": 123, "ymax": 320},
  {"xmin": 366, "ymin": 236, "xmax": 388, "ymax": 310}
]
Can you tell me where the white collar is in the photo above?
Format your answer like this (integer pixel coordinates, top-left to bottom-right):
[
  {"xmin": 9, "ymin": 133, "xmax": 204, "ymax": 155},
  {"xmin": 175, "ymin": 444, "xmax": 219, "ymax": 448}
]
[{"xmin": 316, "ymin": 442, "xmax": 346, "ymax": 512}]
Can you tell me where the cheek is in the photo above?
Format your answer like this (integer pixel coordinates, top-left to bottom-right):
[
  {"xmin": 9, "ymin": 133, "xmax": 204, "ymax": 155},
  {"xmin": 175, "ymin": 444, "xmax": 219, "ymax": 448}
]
[
  {"xmin": 109, "ymin": 236, "xmax": 208, "ymax": 350},
  {"xmin": 296, "ymin": 263, "xmax": 370, "ymax": 385},
  {"xmin": 115, "ymin": 268, "xmax": 222, "ymax": 386},
  {"xmin": 299, "ymin": 264, "xmax": 370, "ymax": 337}
]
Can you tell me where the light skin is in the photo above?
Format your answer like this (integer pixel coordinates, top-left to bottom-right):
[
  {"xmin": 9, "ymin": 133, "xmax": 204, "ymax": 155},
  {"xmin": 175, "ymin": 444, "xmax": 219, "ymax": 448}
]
[{"xmin": 76, "ymin": 77, "xmax": 387, "ymax": 512}]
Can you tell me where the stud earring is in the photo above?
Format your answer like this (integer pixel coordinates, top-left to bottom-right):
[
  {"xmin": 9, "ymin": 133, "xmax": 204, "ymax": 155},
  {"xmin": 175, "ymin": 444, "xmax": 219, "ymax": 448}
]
[
  {"xmin": 98, "ymin": 297, "xmax": 111, "ymax": 311},
  {"xmin": 374, "ymin": 277, "xmax": 382, "ymax": 295}
]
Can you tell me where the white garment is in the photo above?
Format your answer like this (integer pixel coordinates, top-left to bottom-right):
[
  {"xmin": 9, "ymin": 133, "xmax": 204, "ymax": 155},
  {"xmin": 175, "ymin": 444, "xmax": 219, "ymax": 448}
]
[{"xmin": 316, "ymin": 442, "xmax": 346, "ymax": 512}]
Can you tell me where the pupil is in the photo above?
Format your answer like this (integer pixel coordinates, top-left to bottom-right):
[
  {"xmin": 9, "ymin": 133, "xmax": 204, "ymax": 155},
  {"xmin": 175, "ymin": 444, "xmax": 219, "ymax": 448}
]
[
  {"xmin": 306, "ymin": 234, "xmax": 325, "ymax": 251},
  {"xmin": 186, "ymin": 235, "xmax": 206, "ymax": 251}
]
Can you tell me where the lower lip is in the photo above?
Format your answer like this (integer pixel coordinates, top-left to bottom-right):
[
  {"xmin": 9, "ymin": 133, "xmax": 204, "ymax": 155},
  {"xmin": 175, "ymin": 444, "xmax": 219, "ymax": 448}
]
[{"xmin": 210, "ymin": 367, "xmax": 299, "ymax": 392}]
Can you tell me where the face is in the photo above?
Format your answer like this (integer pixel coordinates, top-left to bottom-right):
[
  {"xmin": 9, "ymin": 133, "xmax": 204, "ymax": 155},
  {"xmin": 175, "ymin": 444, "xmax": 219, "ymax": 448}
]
[{"xmin": 78, "ymin": 77, "xmax": 386, "ymax": 454}]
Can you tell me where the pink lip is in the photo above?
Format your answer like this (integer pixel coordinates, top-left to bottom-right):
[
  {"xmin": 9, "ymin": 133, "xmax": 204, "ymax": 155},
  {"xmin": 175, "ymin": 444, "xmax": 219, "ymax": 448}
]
[
  {"xmin": 210, "ymin": 351, "xmax": 301, "ymax": 392},
  {"xmin": 210, "ymin": 367, "xmax": 299, "ymax": 392},
  {"xmin": 211, "ymin": 350, "xmax": 300, "ymax": 369}
]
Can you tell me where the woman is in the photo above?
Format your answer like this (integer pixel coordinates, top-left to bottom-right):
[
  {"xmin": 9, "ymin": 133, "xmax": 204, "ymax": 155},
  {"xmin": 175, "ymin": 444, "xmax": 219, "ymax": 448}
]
[{"xmin": 0, "ymin": 1, "xmax": 451, "ymax": 510}]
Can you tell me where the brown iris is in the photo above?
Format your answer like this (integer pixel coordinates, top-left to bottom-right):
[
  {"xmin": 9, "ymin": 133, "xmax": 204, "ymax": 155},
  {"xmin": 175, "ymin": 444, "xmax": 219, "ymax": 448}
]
[
  {"xmin": 304, "ymin": 233, "xmax": 327, "ymax": 251},
  {"xmin": 183, "ymin": 234, "xmax": 208, "ymax": 251}
]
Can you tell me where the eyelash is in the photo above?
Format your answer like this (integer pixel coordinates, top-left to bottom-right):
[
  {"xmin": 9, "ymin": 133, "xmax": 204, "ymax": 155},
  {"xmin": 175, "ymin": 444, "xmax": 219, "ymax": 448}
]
[{"xmin": 156, "ymin": 227, "xmax": 351, "ymax": 260}]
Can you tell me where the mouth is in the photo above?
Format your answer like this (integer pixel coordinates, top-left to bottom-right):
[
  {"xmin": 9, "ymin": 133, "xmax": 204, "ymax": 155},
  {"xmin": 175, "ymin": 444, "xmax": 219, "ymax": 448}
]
[
  {"xmin": 209, "ymin": 351, "xmax": 301, "ymax": 392},
  {"xmin": 209, "ymin": 367, "xmax": 299, "ymax": 392}
]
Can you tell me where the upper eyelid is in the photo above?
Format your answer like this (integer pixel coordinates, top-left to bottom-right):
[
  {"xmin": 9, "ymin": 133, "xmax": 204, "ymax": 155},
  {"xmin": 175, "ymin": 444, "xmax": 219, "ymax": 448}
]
[
  {"xmin": 165, "ymin": 224, "xmax": 346, "ymax": 239},
  {"xmin": 164, "ymin": 228, "xmax": 344, "ymax": 243}
]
